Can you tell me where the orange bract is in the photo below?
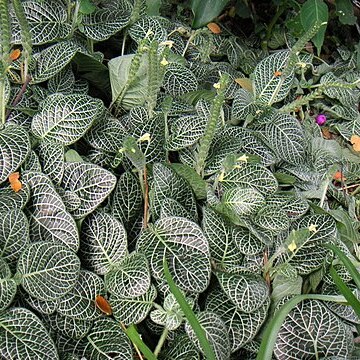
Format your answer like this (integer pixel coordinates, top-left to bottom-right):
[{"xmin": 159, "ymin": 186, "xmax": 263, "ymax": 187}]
[
  {"xmin": 9, "ymin": 49, "xmax": 21, "ymax": 61},
  {"xmin": 333, "ymin": 171, "xmax": 346, "ymax": 182},
  {"xmin": 8, "ymin": 172, "xmax": 22, "ymax": 193},
  {"xmin": 95, "ymin": 295, "xmax": 112, "ymax": 315},
  {"xmin": 350, "ymin": 134, "xmax": 360, "ymax": 152},
  {"xmin": 207, "ymin": 22, "xmax": 221, "ymax": 34}
]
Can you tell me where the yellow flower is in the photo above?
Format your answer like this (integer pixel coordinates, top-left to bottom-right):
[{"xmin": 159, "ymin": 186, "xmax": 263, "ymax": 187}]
[
  {"xmin": 237, "ymin": 154, "xmax": 249, "ymax": 163},
  {"xmin": 308, "ymin": 224, "xmax": 317, "ymax": 233},
  {"xmin": 160, "ymin": 58, "xmax": 169, "ymax": 66},
  {"xmin": 288, "ymin": 240, "xmax": 297, "ymax": 253},
  {"xmin": 138, "ymin": 133, "xmax": 151, "ymax": 142},
  {"xmin": 213, "ymin": 82, "xmax": 221, "ymax": 89}
]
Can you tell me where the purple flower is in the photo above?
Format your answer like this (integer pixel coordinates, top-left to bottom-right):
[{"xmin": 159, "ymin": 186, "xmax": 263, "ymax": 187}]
[{"xmin": 315, "ymin": 114, "xmax": 327, "ymax": 126}]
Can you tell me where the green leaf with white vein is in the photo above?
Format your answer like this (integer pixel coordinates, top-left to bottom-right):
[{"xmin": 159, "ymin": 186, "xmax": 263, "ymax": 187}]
[
  {"xmin": 31, "ymin": 94, "xmax": 103, "ymax": 145},
  {"xmin": 110, "ymin": 284, "xmax": 157, "ymax": 326},
  {"xmin": 0, "ymin": 125, "xmax": 31, "ymax": 184},
  {"xmin": 150, "ymin": 292, "xmax": 186, "ymax": 330},
  {"xmin": 32, "ymin": 41, "xmax": 79, "ymax": 83},
  {"xmin": 220, "ymin": 163, "xmax": 278, "ymax": 195},
  {"xmin": 0, "ymin": 185, "xmax": 29, "ymax": 211},
  {"xmin": 16, "ymin": 242, "xmax": 80, "ymax": 301},
  {"xmin": 11, "ymin": 0, "xmax": 71, "ymax": 45},
  {"xmin": 185, "ymin": 311, "xmax": 230, "ymax": 360},
  {"xmin": 22, "ymin": 172, "xmax": 79, "ymax": 251},
  {"xmin": 222, "ymin": 187, "xmax": 266, "ymax": 217},
  {"xmin": 48, "ymin": 66, "xmax": 75, "ymax": 95},
  {"xmin": 105, "ymin": 252, "xmax": 151, "ymax": 298},
  {"xmin": 166, "ymin": 115, "xmax": 207, "ymax": 151},
  {"xmin": 84, "ymin": 318, "xmax": 133, "ymax": 360},
  {"xmin": 232, "ymin": 225, "xmax": 265, "ymax": 255},
  {"xmin": 163, "ymin": 63, "xmax": 198, "ymax": 97},
  {"xmin": 58, "ymin": 270, "xmax": 104, "ymax": 320},
  {"xmin": 0, "ymin": 209, "xmax": 29, "ymax": 267},
  {"xmin": 161, "ymin": 334, "xmax": 200, "ymax": 360},
  {"xmin": 46, "ymin": 312, "xmax": 93, "ymax": 340},
  {"xmin": 255, "ymin": 205, "xmax": 290, "ymax": 234},
  {"xmin": 0, "ymin": 258, "xmax": 17, "ymax": 311},
  {"xmin": 216, "ymin": 272, "xmax": 269, "ymax": 313},
  {"xmin": 152, "ymin": 163, "xmax": 198, "ymax": 220},
  {"xmin": 136, "ymin": 216, "xmax": 211, "ymax": 293},
  {"xmin": 202, "ymin": 207, "xmax": 243, "ymax": 268},
  {"xmin": 80, "ymin": 211, "xmax": 128, "ymax": 275},
  {"xmin": 206, "ymin": 287, "xmax": 269, "ymax": 352},
  {"xmin": 264, "ymin": 113, "xmax": 305, "ymax": 165},
  {"xmin": 61, "ymin": 162, "xmax": 117, "ymax": 219},
  {"xmin": 36, "ymin": 142, "xmax": 64, "ymax": 185},
  {"xmin": 79, "ymin": 8, "xmax": 130, "ymax": 41},
  {"xmin": 253, "ymin": 51, "xmax": 294, "ymax": 104},
  {"xmin": 0, "ymin": 307, "xmax": 59, "ymax": 360},
  {"xmin": 128, "ymin": 16, "xmax": 167, "ymax": 44},
  {"xmin": 274, "ymin": 300, "xmax": 353, "ymax": 359},
  {"xmin": 277, "ymin": 214, "xmax": 337, "ymax": 275}
]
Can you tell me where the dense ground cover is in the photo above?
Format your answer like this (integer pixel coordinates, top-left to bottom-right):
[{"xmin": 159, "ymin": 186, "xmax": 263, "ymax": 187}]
[{"xmin": 0, "ymin": 0, "xmax": 360, "ymax": 359}]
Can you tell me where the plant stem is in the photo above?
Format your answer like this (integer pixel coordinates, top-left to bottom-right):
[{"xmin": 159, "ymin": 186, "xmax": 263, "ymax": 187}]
[
  {"xmin": 121, "ymin": 30, "xmax": 127, "ymax": 56},
  {"xmin": 143, "ymin": 165, "xmax": 149, "ymax": 228},
  {"xmin": 154, "ymin": 326, "xmax": 169, "ymax": 356},
  {"xmin": 0, "ymin": 77, "xmax": 6, "ymax": 124}
]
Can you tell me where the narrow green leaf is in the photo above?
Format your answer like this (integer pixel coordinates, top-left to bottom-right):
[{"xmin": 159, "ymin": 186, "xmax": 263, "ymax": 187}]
[
  {"xmin": 329, "ymin": 266, "xmax": 360, "ymax": 318},
  {"xmin": 163, "ymin": 258, "xmax": 216, "ymax": 360},
  {"xmin": 325, "ymin": 244, "xmax": 360, "ymax": 289},
  {"xmin": 256, "ymin": 294, "xmax": 346, "ymax": 360},
  {"xmin": 125, "ymin": 325, "xmax": 157, "ymax": 360}
]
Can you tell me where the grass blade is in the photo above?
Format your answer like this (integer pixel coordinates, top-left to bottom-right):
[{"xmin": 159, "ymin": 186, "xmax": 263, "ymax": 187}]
[
  {"xmin": 124, "ymin": 324, "xmax": 157, "ymax": 360},
  {"xmin": 163, "ymin": 258, "xmax": 216, "ymax": 360},
  {"xmin": 256, "ymin": 294, "xmax": 346, "ymax": 360},
  {"xmin": 325, "ymin": 243, "xmax": 360, "ymax": 289},
  {"xmin": 329, "ymin": 266, "xmax": 360, "ymax": 318}
]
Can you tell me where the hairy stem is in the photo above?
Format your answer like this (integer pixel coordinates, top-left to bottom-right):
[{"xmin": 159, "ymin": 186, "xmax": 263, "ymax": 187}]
[
  {"xmin": 143, "ymin": 166, "xmax": 149, "ymax": 229},
  {"xmin": 0, "ymin": 77, "xmax": 5, "ymax": 124},
  {"xmin": 154, "ymin": 326, "xmax": 169, "ymax": 356}
]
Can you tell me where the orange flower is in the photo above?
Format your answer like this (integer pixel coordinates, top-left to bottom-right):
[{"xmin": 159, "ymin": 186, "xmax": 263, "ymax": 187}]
[
  {"xmin": 8, "ymin": 172, "xmax": 22, "ymax": 192},
  {"xmin": 95, "ymin": 295, "xmax": 112, "ymax": 315},
  {"xmin": 274, "ymin": 70, "xmax": 282, "ymax": 77},
  {"xmin": 207, "ymin": 22, "xmax": 221, "ymax": 34},
  {"xmin": 9, "ymin": 49, "xmax": 21, "ymax": 61}
]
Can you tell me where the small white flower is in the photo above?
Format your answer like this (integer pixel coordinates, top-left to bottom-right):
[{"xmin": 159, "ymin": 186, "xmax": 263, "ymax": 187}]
[
  {"xmin": 308, "ymin": 224, "xmax": 317, "ymax": 233},
  {"xmin": 160, "ymin": 58, "xmax": 169, "ymax": 66},
  {"xmin": 237, "ymin": 154, "xmax": 249, "ymax": 163},
  {"xmin": 138, "ymin": 133, "xmax": 151, "ymax": 142},
  {"xmin": 213, "ymin": 82, "xmax": 221, "ymax": 89}
]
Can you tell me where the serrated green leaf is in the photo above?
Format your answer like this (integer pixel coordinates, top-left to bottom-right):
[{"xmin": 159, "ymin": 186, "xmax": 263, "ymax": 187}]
[{"xmin": 17, "ymin": 241, "xmax": 80, "ymax": 301}]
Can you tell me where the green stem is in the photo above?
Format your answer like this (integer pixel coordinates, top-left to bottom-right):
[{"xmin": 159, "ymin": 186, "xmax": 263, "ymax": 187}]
[
  {"xmin": 154, "ymin": 326, "xmax": 169, "ymax": 356},
  {"xmin": 71, "ymin": 0, "xmax": 80, "ymax": 35},
  {"xmin": 0, "ymin": 77, "xmax": 6, "ymax": 124}
]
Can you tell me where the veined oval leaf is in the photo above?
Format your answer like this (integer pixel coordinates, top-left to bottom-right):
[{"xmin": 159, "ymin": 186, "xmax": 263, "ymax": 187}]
[
  {"xmin": 32, "ymin": 41, "xmax": 79, "ymax": 83},
  {"xmin": 105, "ymin": 252, "xmax": 151, "ymax": 298},
  {"xmin": 222, "ymin": 187, "xmax": 266, "ymax": 217},
  {"xmin": 61, "ymin": 162, "xmax": 117, "ymax": 219},
  {"xmin": 163, "ymin": 63, "xmax": 198, "ymax": 97},
  {"xmin": 0, "ymin": 258, "xmax": 17, "ymax": 311},
  {"xmin": 110, "ymin": 284, "xmax": 157, "ymax": 326},
  {"xmin": 58, "ymin": 270, "xmax": 104, "ymax": 320},
  {"xmin": 16, "ymin": 241, "xmax": 81, "ymax": 301},
  {"xmin": 136, "ymin": 216, "xmax": 211, "ymax": 293},
  {"xmin": 185, "ymin": 311, "xmax": 230, "ymax": 360},
  {"xmin": 80, "ymin": 211, "xmax": 128, "ymax": 275},
  {"xmin": 0, "ymin": 307, "xmax": 59, "ymax": 360},
  {"xmin": 0, "ymin": 125, "xmax": 31, "ymax": 184},
  {"xmin": 216, "ymin": 272, "xmax": 269, "ymax": 313},
  {"xmin": 0, "ymin": 209, "xmax": 29, "ymax": 267},
  {"xmin": 206, "ymin": 287, "xmax": 269, "ymax": 352},
  {"xmin": 255, "ymin": 205, "xmax": 290, "ymax": 233},
  {"xmin": 22, "ymin": 172, "xmax": 79, "ymax": 251},
  {"xmin": 84, "ymin": 318, "xmax": 133, "ymax": 360},
  {"xmin": 31, "ymin": 94, "xmax": 103, "ymax": 145}
]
